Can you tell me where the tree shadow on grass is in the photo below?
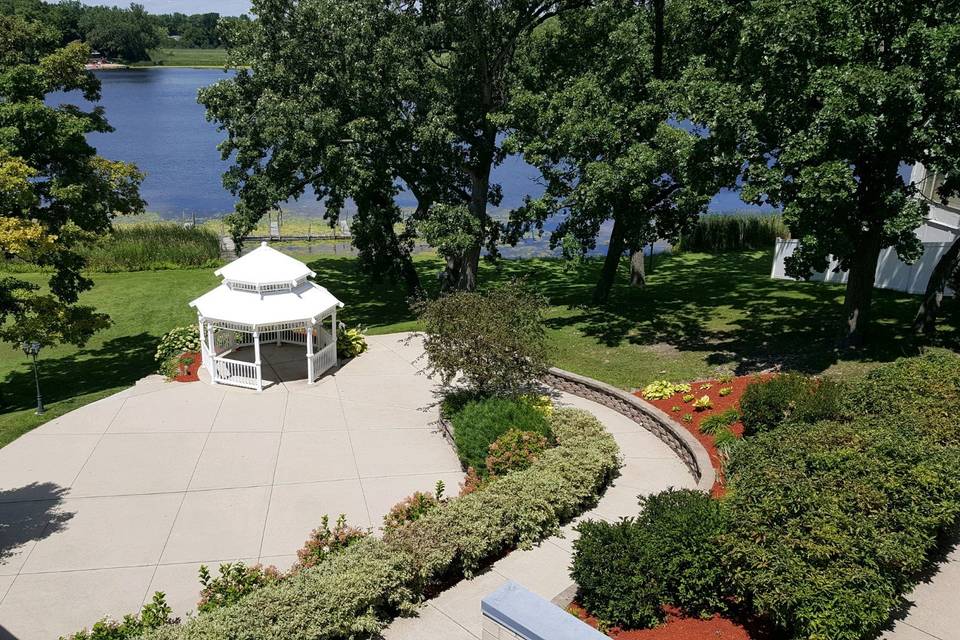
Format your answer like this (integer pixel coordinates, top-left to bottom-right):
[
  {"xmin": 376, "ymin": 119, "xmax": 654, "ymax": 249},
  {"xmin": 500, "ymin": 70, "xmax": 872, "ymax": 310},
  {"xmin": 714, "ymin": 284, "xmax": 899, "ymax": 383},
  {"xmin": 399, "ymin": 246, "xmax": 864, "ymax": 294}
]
[
  {"xmin": 0, "ymin": 334, "xmax": 157, "ymax": 413},
  {"xmin": 0, "ymin": 482, "xmax": 73, "ymax": 565},
  {"xmin": 489, "ymin": 251, "xmax": 959, "ymax": 376},
  {"xmin": 306, "ymin": 255, "xmax": 446, "ymax": 329}
]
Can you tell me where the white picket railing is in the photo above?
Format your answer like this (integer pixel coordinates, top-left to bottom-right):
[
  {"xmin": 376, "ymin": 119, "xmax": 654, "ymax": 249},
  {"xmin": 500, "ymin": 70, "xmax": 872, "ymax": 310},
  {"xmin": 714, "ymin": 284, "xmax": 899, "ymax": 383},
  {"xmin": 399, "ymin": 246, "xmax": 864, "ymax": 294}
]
[
  {"xmin": 310, "ymin": 343, "xmax": 337, "ymax": 381},
  {"xmin": 263, "ymin": 327, "xmax": 310, "ymax": 345},
  {"xmin": 213, "ymin": 356, "xmax": 261, "ymax": 390}
]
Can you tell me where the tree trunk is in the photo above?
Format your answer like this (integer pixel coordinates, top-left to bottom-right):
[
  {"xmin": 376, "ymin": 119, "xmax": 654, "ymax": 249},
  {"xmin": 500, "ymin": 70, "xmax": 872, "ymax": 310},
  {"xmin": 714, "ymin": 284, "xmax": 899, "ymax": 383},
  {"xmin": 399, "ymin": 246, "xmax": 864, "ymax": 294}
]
[
  {"xmin": 593, "ymin": 215, "xmax": 627, "ymax": 305},
  {"xmin": 841, "ymin": 227, "xmax": 883, "ymax": 348},
  {"xmin": 443, "ymin": 133, "xmax": 495, "ymax": 292},
  {"xmin": 629, "ymin": 247, "xmax": 646, "ymax": 287},
  {"xmin": 913, "ymin": 235, "xmax": 960, "ymax": 335},
  {"xmin": 652, "ymin": 0, "xmax": 664, "ymax": 80}
]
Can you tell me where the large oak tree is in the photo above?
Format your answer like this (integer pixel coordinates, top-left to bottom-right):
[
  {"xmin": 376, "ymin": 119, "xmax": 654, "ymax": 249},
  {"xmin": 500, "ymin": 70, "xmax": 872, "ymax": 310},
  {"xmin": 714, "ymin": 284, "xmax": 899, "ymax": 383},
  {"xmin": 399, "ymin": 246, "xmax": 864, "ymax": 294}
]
[
  {"xmin": 684, "ymin": 0, "xmax": 960, "ymax": 346},
  {"xmin": 501, "ymin": 0, "xmax": 727, "ymax": 304},
  {"xmin": 0, "ymin": 15, "xmax": 144, "ymax": 348}
]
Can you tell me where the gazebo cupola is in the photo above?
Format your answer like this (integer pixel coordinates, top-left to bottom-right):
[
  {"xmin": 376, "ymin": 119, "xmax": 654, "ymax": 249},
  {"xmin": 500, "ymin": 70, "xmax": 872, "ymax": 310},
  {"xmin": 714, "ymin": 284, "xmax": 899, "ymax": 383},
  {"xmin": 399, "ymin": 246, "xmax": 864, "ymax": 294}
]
[{"xmin": 190, "ymin": 243, "xmax": 343, "ymax": 391}]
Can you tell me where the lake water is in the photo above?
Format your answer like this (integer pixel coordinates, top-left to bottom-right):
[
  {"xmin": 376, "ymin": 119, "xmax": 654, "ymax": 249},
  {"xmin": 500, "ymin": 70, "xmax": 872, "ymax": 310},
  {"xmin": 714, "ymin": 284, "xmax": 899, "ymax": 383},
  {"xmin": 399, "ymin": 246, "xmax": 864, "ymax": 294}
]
[{"xmin": 51, "ymin": 67, "xmax": 765, "ymax": 253}]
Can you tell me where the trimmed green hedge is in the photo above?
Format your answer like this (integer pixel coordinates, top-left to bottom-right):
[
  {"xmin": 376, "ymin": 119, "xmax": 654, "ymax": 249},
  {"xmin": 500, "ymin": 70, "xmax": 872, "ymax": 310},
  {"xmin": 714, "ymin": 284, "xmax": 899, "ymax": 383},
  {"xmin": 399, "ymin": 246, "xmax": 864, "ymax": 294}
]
[
  {"xmin": 724, "ymin": 352, "xmax": 960, "ymax": 640},
  {"xmin": 134, "ymin": 408, "xmax": 619, "ymax": 640}
]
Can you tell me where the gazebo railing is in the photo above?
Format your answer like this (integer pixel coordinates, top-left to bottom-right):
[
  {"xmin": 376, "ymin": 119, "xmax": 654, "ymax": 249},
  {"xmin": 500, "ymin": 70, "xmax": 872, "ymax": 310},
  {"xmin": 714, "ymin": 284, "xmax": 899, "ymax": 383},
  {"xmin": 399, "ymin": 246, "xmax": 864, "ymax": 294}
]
[
  {"xmin": 262, "ymin": 327, "xmax": 310, "ymax": 346},
  {"xmin": 310, "ymin": 342, "xmax": 337, "ymax": 381},
  {"xmin": 213, "ymin": 356, "xmax": 260, "ymax": 390}
]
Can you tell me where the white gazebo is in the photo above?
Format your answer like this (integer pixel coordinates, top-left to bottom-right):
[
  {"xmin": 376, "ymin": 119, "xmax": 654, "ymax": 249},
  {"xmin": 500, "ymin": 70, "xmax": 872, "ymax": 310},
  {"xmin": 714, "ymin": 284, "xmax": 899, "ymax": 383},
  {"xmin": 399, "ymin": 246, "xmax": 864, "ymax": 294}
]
[{"xmin": 190, "ymin": 242, "xmax": 343, "ymax": 391}]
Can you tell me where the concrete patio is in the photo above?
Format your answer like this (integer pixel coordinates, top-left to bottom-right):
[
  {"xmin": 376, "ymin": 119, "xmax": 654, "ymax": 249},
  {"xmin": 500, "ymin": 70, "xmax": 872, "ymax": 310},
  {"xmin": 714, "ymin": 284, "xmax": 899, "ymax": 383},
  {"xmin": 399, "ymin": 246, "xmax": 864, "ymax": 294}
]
[{"xmin": 0, "ymin": 333, "xmax": 462, "ymax": 639}]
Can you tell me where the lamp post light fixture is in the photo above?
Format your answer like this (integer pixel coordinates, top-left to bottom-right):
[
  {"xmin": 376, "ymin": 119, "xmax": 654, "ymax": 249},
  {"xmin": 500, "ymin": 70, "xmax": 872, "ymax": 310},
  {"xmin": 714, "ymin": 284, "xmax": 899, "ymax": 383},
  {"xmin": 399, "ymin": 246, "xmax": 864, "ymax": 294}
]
[{"xmin": 21, "ymin": 341, "xmax": 44, "ymax": 415}]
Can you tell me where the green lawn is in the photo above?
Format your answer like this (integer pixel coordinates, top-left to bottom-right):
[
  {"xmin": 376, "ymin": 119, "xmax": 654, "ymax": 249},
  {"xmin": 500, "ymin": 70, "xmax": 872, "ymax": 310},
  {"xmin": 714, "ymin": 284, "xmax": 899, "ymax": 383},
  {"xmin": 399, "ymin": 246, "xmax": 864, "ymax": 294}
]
[
  {"xmin": 2, "ymin": 249, "xmax": 956, "ymax": 447},
  {"xmin": 134, "ymin": 48, "xmax": 229, "ymax": 68}
]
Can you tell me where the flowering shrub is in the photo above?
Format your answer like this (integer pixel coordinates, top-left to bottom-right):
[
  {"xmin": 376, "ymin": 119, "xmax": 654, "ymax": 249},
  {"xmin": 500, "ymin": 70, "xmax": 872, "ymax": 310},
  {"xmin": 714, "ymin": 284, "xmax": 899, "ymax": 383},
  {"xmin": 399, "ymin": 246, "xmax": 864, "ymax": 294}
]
[
  {"xmin": 383, "ymin": 482, "xmax": 446, "ymax": 532},
  {"xmin": 62, "ymin": 592, "xmax": 178, "ymax": 639},
  {"xmin": 197, "ymin": 563, "xmax": 282, "ymax": 613},
  {"xmin": 155, "ymin": 326, "xmax": 201, "ymax": 367},
  {"xmin": 485, "ymin": 428, "xmax": 549, "ymax": 476},
  {"xmin": 296, "ymin": 514, "xmax": 369, "ymax": 570},
  {"xmin": 641, "ymin": 380, "xmax": 691, "ymax": 400}
]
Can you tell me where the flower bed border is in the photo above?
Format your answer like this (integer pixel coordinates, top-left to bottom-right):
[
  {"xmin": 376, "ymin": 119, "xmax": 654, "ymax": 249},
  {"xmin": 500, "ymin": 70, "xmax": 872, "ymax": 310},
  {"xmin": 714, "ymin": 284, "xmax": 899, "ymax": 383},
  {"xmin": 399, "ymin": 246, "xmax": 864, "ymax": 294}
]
[{"xmin": 543, "ymin": 368, "xmax": 714, "ymax": 492}]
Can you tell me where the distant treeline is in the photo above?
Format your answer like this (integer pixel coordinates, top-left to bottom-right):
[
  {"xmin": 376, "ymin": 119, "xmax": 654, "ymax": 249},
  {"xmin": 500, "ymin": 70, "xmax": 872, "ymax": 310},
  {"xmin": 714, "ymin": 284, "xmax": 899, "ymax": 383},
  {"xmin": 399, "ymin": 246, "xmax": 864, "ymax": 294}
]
[{"xmin": 0, "ymin": 0, "xmax": 249, "ymax": 62}]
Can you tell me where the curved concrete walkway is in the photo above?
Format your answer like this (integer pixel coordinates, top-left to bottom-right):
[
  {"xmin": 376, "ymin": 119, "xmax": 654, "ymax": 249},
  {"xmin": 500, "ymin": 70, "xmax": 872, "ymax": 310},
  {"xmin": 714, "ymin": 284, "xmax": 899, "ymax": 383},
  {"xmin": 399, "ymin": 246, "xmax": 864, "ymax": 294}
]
[
  {"xmin": 382, "ymin": 390, "xmax": 698, "ymax": 640},
  {"xmin": 0, "ymin": 333, "xmax": 461, "ymax": 640}
]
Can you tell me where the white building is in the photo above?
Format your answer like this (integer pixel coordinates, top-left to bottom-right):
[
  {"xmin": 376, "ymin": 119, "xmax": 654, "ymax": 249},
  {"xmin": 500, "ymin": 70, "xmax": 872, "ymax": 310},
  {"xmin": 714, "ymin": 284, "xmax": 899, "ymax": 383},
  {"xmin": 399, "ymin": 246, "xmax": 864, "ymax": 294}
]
[{"xmin": 771, "ymin": 164, "xmax": 959, "ymax": 295}]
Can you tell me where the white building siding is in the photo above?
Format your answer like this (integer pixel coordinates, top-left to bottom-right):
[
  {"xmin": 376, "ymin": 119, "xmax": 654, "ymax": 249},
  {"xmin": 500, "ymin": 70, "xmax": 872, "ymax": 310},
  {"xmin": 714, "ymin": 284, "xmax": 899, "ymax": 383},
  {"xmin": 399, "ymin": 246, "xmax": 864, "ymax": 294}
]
[{"xmin": 770, "ymin": 164, "xmax": 957, "ymax": 295}]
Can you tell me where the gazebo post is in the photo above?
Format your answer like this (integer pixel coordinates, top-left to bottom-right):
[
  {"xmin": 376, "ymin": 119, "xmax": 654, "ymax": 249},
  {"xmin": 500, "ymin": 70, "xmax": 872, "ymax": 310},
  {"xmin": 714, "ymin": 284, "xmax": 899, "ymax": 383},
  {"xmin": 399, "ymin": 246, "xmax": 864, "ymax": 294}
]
[
  {"xmin": 253, "ymin": 330, "xmax": 262, "ymax": 392},
  {"xmin": 331, "ymin": 307, "xmax": 338, "ymax": 367},
  {"xmin": 206, "ymin": 323, "xmax": 217, "ymax": 380},
  {"xmin": 306, "ymin": 319, "xmax": 315, "ymax": 384}
]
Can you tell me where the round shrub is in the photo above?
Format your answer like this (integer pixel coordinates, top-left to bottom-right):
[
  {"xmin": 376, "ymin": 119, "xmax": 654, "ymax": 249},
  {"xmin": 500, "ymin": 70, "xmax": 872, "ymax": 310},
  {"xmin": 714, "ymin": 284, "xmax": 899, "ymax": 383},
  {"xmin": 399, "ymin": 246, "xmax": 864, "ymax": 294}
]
[
  {"xmin": 572, "ymin": 518, "xmax": 663, "ymax": 630},
  {"xmin": 485, "ymin": 428, "xmax": 549, "ymax": 476},
  {"xmin": 571, "ymin": 489, "xmax": 729, "ymax": 630},
  {"xmin": 155, "ymin": 325, "xmax": 201, "ymax": 366},
  {"xmin": 739, "ymin": 373, "xmax": 845, "ymax": 435},
  {"xmin": 632, "ymin": 489, "xmax": 729, "ymax": 617},
  {"xmin": 450, "ymin": 396, "xmax": 551, "ymax": 475},
  {"xmin": 337, "ymin": 325, "xmax": 368, "ymax": 359}
]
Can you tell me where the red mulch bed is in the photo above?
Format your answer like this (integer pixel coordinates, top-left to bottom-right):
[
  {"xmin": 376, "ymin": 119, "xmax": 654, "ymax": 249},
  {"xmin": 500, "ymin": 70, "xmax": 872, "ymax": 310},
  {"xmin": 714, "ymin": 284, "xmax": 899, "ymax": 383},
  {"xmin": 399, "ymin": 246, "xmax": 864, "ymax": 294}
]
[
  {"xmin": 568, "ymin": 603, "xmax": 775, "ymax": 640},
  {"xmin": 567, "ymin": 603, "xmax": 767, "ymax": 640},
  {"xmin": 173, "ymin": 351, "xmax": 202, "ymax": 382},
  {"xmin": 634, "ymin": 374, "xmax": 770, "ymax": 497}
]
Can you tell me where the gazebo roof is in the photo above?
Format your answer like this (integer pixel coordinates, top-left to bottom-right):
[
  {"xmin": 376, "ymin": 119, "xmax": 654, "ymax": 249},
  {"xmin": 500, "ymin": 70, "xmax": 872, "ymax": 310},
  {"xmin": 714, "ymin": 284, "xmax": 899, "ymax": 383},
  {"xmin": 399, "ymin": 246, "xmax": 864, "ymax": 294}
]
[
  {"xmin": 215, "ymin": 242, "xmax": 315, "ymax": 288},
  {"xmin": 190, "ymin": 281, "xmax": 342, "ymax": 329},
  {"xmin": 190, "ymin": 244, "xmax": 342, "ymax": 329}
]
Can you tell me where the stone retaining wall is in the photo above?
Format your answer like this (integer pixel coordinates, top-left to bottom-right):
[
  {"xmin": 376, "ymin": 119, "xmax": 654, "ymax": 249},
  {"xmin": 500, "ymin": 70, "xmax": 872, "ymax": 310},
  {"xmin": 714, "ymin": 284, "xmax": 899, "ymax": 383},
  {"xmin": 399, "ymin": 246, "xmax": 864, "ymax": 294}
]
[{"xmin": 544, "ymin": 368, "xmax": 715, "ymax": 492}]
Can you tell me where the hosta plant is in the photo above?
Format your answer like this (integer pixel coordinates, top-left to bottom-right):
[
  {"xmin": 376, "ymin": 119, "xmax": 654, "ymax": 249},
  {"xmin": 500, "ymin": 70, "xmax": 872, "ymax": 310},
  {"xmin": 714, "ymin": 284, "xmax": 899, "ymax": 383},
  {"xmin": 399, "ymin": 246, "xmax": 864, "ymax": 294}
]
[
  {"xmin": 642, "ymin": 380, "xmax": 691, "ymax": 400},
  {"xmin": 337, "ymin": 324, "xmax": 368, "ymax": 359},
  {"xmin": 693, "ymin": 395, "xmax": 712, "ymax": 411}
]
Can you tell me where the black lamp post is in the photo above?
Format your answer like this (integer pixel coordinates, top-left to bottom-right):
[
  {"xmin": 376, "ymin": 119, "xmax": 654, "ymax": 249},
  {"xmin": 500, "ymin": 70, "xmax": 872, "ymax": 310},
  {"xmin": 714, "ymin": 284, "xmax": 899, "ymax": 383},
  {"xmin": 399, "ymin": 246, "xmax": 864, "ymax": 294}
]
[{"xmin": 21, "ymin": 341, "xmax": 44, "ymax": 415}]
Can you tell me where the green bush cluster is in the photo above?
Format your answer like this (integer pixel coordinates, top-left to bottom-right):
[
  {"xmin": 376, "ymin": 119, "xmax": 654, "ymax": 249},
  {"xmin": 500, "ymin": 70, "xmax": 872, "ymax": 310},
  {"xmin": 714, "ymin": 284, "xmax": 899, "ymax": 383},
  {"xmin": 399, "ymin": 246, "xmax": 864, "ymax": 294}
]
[
  {"xmin": 570, "ymin": 353, "xmax": 960, "ymax": 640},
  {"xmin": 80, "ymin": 223, "xmax": 221, "ymax": 272},
  {"xmin": 449, "ymin": 396, "xmax": 551, "ymax": 475},
  {"xmin": 675, "ymin": 214, "xmax": 788, "ymax": 253},
  {"xmin": 571, "ymin": 490, "xmax": 728, "ymax": 630},
  {"xmin": 485, "ymin": 428, "xmax": 549, "ymax": 476},
  {"xmin": 738, "ymin": 373, "xmax": 845, "ymax": 435},
  {"xmin": 127, "ymin": 408, "xmax": 618, "ymax": 640}
]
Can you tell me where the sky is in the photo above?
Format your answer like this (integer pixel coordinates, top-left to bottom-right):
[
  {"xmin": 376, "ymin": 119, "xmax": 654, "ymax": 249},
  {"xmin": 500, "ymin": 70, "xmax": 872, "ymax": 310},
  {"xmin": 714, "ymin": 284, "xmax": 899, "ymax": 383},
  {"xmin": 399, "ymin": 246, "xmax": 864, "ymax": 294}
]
[{"xmin": 77, "ymin": 0, "xmax": 252, "ymax": 15}]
